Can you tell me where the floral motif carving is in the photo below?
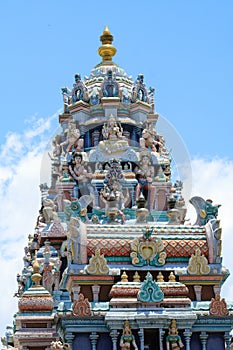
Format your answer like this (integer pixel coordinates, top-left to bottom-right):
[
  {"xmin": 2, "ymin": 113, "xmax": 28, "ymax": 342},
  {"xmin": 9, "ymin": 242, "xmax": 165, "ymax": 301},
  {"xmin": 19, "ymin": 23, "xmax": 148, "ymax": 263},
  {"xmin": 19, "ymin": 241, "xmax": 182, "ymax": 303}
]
[
  {"xmin": 187, "ymin": 248, "xmax": 210, "ymax": 275},
  {"xmin": 50, "ymin": 341, "xmax": 70, "ymax": 350},
  {"xmin": 73, "ymin": 293, "xmax": 91, "ymax": 317},
  {"xmin": 137, "ymin": 272, "xmax": 164, "ymax": 302},
  {"xmin": 209, "ymin": 294, "xmax": 229, "ymax": 316},
  {"xmin": 86, "ymin": 249, "xmax": 109, "ymax": 275},
  {"xmin": 130, "ymin": 228, "xmax": 166, "ymax": 266}
]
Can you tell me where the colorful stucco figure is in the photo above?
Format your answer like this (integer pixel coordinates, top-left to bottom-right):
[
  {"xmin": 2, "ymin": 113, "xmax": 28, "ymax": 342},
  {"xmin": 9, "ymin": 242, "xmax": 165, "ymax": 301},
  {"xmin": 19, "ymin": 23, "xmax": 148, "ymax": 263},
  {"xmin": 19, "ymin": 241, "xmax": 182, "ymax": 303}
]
[
  {"xmin": 120, "ymin": 321, "xmax": 138, "ymax": 350},
  {"xmin": 166, "ymin": 320, "xmax": 184, "ymax": 350}
]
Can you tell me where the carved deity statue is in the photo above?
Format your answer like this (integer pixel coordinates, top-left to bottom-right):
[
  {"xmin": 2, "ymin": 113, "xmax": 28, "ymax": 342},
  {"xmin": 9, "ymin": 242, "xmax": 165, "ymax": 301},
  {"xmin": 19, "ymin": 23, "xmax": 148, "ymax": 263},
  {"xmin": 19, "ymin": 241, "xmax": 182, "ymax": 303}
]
[
  {"xmin": 67, "ymin": 217, "xmax": 87, "ymax": 264},
  {"xmin": 61, "ymin": 120, "xmax": 83, "ymax": 155},
  {"xmin": 134, "ymin": 153, "xmax": 156, "ymax": 210},
  {"xmin": 120, "ymin": 320, "xmax": 138, "ymax": 350},
  {"xmin": 68, "ymin": 153, "xmax": 94, "ymax": 198},
  {"xmin": 42, "ymin": 198, "xmax": 58, "ymax": 224},
  {"xmin": 99, "ymin": 114, "xmax": 128, "ymax": 154},
  {"xmin": 166, "ymin": 320, "xmax": 184, "ymax": 350}
]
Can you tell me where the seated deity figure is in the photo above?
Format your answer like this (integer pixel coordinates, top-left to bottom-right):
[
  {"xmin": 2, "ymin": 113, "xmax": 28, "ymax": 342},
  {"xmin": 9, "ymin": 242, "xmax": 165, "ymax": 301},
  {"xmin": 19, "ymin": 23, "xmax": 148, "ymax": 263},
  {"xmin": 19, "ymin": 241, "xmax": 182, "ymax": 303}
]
[
  {"xmin": 166, "ymin": 320, "xmax": 184, "ymax": 350},
  {"xmin": 103, "ymin": 114, "xmax": 124, "ymax": 141},
  {"xmin": 68, "ymin": 153, "xmax": 94, "ymax": 198},
  {"xmin": 134, "ymin": 153, "xmax": 156, "ymax": 210},
  {"xmin": 120, "ymin": 320, "xmax": 138, "ymax": 350},
  {"xmin": 99, "ymin": 114, "xmax": 128, "ymax": 154},
  {"xmin": 61, "ymin": 120, "xmax": 83, "ymax": 155}
]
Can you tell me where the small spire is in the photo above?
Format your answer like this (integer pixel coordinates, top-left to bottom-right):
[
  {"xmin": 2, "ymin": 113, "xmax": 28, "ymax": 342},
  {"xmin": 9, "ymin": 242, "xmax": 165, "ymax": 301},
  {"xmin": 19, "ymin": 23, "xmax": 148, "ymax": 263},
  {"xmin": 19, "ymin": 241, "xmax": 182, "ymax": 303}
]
[
  {"xmin": 98, "ymin": 26, "xmax": 117, "ymax": 62},
  {"xmin": 157, "ymin": 271, "xmax": 164, "ymax": 282},
  {"xmin": 168, "ymin": 271, "xmax": 176, "ymax": 282},
  {"xmin": 31, "ymin": 259, "xmax": 42, "ymax": 286},
  {"xmin": 121, "ymin": 271, "xmax": 128, "ymax": 282},
  {"xmin": 133, "ymin": 271, "xmax": 141, "ymax": 282}
]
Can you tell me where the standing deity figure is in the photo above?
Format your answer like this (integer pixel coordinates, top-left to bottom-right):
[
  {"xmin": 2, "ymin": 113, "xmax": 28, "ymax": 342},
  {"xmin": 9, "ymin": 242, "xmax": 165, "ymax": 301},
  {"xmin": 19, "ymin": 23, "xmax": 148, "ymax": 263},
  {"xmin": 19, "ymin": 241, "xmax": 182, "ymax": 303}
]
[
  {"xmin": 119, "ymin": 320, "xmax": 138, "ymax": 350},
  {"xmin": 61, "ymin": 120, "xmax": 83, "ymax": 155},
  {"xmin": 68, "ymin": 153, "xmax": 94, "ymax": 198},
  {"xmin": 134, "ymin": 153, "xmax": 155, "ymax": 210},
  {"xmin": 166, "ymin": 320, "xmax": 184, "ymax": 350},
  {"xmin": 67, "ymin": 217, "xmax": 87, "ymax": 264}
]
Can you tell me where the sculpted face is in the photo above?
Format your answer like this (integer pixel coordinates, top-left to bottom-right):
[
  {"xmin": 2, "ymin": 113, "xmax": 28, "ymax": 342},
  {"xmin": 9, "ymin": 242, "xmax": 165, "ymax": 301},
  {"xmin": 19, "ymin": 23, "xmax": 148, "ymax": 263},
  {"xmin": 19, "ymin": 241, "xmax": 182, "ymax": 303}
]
[{"xmin": 75, "ymin": 155, "xmax": 82, "ymax": 164}]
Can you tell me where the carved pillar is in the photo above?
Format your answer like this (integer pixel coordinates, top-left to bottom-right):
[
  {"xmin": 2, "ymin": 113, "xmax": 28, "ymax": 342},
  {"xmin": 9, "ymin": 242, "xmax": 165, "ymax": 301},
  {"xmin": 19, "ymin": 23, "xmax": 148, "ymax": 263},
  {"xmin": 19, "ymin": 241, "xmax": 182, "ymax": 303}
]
[
  {"xmin": 110, "ymin": 329, "xmax": 119, "ymax": 350},
  {"xmin": 130, "ymin": 187, "xmax": 135, "ymax": 207},
  {"xmin": 65, "ymin": 332, "xmax": 75, "ymax": 350},
  {"xmin": 159, "ymin": 329, "xmax": 165, "ymax": 350},
  {"xmin": 92, "ymin": 130, "xmax": 100, "ymax": 147},
  {"xmin": 72, "ymin": 285, "xmax": 81, "ymax": 300},
  {"xmin": 224, "ymin": 332, "xmax": 231, "ymax": 350},
  {"xmin": 194, "ymin": 285, "xmax": 202, "ymax": 301},
  {"xmin": 90, "ymin": 332, "xmax": 99, "ymax": 350},
  {"xmin": 213, "ymin": 284, "xmax": 221, "ymax": 297},
  {"xmin": 131, "ymin": 128, "xmax": 137, "ymax": 146},
  {"xmin": 123, "ymin": 130, "xmax": 130, "ymax": 142},
  {"xmin": 92, "ymin": 284, "xmax": 101, "ymax": 302},
  {"xmin": 199, "ymin": 331, "xmax": 208, "ymax": 350},
  {"xmin": 183, "ymin": 329, "xmax": 192, "ymax": 350},
  {"xmin": 84, "ymin": 129, "xmax": 91, "ymax": 149},
  {"xmin": 138, "ymin": 328, "xmax": 144, "ymax": 350},
  {"xmin": 94, "ymin": 187, "xmax": 99, "ymax": 207}
]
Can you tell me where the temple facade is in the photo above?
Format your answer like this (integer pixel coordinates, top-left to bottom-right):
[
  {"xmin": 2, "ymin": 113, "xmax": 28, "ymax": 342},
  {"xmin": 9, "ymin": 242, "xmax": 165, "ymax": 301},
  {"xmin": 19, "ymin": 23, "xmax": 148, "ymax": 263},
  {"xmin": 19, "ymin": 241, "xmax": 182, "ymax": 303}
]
[{"xmin": 2, "ymin": 27, "xmax": 233, "ymax": 350}]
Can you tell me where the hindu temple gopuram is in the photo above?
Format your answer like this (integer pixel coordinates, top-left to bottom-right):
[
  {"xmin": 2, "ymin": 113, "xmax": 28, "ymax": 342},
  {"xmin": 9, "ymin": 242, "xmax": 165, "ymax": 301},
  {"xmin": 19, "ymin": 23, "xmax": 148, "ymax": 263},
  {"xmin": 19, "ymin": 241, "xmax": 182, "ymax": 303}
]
[{"xmin": 2, "ymin": 27, "xmax": 233, "ymax": 350}]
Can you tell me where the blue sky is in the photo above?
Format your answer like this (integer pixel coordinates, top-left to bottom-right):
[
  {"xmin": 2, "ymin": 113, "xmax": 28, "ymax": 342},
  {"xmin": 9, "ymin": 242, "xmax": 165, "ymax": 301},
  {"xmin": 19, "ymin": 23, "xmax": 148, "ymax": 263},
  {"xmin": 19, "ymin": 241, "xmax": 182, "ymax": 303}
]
[{"xmin": 0, "ymin": 0, "xmax": 233, "ymax": 338}]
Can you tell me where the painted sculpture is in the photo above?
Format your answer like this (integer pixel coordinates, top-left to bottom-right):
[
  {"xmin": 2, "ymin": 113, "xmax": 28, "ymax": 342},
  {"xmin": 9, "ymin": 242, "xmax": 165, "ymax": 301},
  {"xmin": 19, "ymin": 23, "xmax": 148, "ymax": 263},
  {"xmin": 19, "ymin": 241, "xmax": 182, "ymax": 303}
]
[
  {"xmin": 166, "ymin": 320, "xmax": 184, "ymax": 350},
  {"xmin": 119, "ymin": 320, "xmax": 138, "ymax": 350}
]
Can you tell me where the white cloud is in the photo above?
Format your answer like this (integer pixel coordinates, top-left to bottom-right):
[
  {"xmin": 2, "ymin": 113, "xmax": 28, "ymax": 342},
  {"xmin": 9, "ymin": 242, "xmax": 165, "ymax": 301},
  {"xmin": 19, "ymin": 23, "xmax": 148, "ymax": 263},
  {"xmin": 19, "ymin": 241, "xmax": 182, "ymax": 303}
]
[
  {"xmin": 188, "ymin": 157, "xmax": 233, "ymax": 301},
  {"xmin": 0, "ymin": 111, "xmax": 59, "ymax": 338},
  {"xmin": 0, "ymin": 116, "xmax": 233, "ymax": 339}
]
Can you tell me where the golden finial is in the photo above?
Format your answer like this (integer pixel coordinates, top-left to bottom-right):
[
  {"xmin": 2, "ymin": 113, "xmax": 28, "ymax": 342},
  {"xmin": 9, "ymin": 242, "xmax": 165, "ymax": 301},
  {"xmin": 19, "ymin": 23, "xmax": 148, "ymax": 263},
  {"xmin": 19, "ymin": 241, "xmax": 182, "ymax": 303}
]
[
  {"xmin": 157, "ymin": 271, "xmax": 164, "ymax": 282},
  {"xmin": 31, "ymin": 259, "xmax": 42, "ymax": 286},
  {"xmin": 133, "ymin": 271, "xmax": 141, "ymax": 282},
  {"xmin": 98, "ymin": 26, "xmax": 117, "ymax": 62},
  {"xmin": 121, "ymin": 271, "xmax": 128, "ymax": 282},
  {"xmin": 168, "ymin": 271, "xmax": 176, "ymax": 282}
]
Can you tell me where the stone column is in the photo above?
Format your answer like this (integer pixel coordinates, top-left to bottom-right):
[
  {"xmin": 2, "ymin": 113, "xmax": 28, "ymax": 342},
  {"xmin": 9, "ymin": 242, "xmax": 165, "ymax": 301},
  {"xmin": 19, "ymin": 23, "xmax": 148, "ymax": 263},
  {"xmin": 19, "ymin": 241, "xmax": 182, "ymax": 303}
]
[
  {"xmin": 92, "ymin": 284, "xmax": 101, "ymax": 302},
  {"xmin": 183, "ymin": 329, "xmax": 192, "ymax": 350},
  {"xmin": 92, "ymin": 130, "xmax": 100, "ymax": 147},
  {"xmin": 84, "ymin": 129, "xmax": 91, "ymax": 149},
  {"xmin": 72, "ymin": 285, "xmax": 81, "ymax": 300},
  {"xmin": 65, "ymin": 332, "xmax": 75, "ymax": 350},
  {"xmin": 199, "ymin": 331, "xmax": 208, "ymax": 350},
  {"xmin": 224, "ymin": 332, "xmax": 231, "ymax": 350},
  {"xmin": 130, "ymin": 187, "xmax": 135, "ymax": 207},
  {"xmin": 90, "ymin": 332, "xmax": 99, "ymax": 350},
  {"xmin": 110, "ymin": 329, "xmax": 119, "ymax": 350},
  {"xmin": 138, "ymin": 328, "xmax": 144, "ymax": 350},
  {"xmin": 94, "ymin": 187, "xmax": 99, "ymax": 207},
  {"xmin": 194, "ymin": 285, "xmax": 202, "ymax": 301},
  {"xmin": 159, "ymin": 329, "xmax": 165, "ymax": 350},
  {"xmin": 213, "ymin": 284, "xmax": 221, "ymax": 297}
]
